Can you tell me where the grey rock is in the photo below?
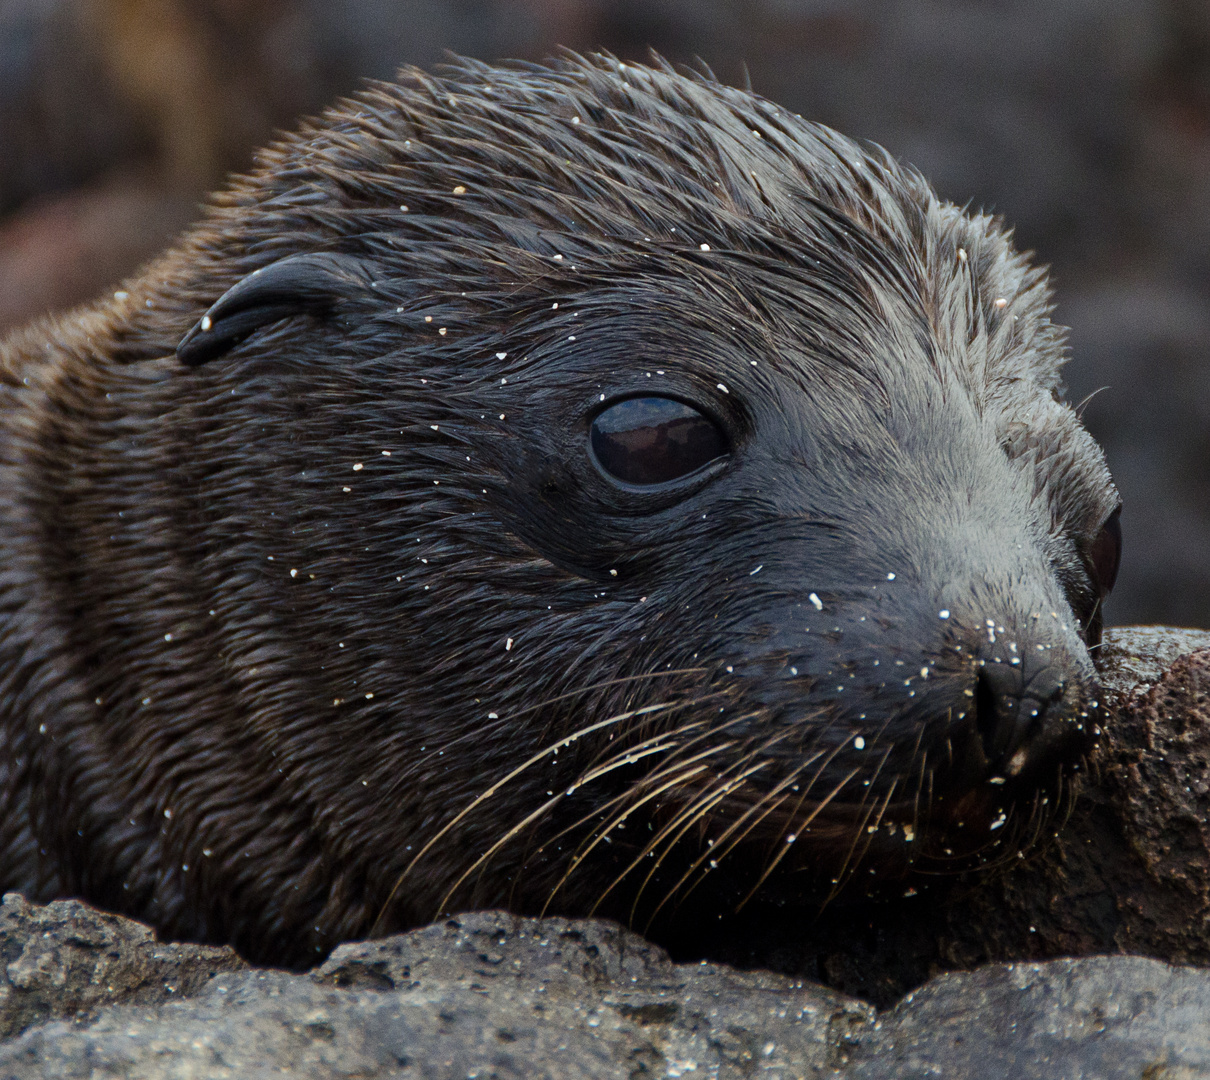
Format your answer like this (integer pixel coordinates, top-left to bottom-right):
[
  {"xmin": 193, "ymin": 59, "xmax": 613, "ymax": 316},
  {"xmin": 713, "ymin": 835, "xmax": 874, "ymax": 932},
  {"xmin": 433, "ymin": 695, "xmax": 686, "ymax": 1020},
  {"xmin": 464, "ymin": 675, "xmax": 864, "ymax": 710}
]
[
  {"xmin": 1098, "ymin": 624, "xmax": 1210, "ymax": 698},
  {"xmin": 0, "ymin": 892, "xmax": 244, "ymax": 1042},
  {"xmin": 0, "ymin": 911, "xmax": 873, "ymax": 1079},
  {"xmin": 852, "ymin": 957, "xmax": 1210, "ymax": 1080},
  {"xmin": 2, "ymin": 909, "xmax": 1210, "ymax": 1079}
]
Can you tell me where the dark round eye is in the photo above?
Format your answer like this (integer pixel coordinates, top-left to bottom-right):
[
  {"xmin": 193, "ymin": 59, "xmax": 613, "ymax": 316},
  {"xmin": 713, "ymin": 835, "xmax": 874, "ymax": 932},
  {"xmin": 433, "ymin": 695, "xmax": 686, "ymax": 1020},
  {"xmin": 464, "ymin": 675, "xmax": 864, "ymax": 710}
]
[
  {"xmin": 1089, "ymin": 506, "xmax": 1122, "ymax": 597},
  {"xmin": 590, "ymin": 397, "xmax": 728, "ymax": 486}
]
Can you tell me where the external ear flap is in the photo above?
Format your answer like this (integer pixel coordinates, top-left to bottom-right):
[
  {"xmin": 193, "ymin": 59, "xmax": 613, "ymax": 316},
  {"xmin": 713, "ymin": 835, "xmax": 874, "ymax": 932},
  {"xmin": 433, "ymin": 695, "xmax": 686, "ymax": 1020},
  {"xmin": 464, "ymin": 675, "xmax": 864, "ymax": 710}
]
[{"xmin": 177, "ymin": 252, "xmax": 375, "ymax": 366}]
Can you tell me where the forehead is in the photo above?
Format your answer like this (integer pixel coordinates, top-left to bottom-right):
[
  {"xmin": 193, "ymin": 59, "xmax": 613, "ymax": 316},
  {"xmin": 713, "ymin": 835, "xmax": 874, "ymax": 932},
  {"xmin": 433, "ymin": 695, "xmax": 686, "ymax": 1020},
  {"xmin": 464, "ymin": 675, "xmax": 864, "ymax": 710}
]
[
  {"xmin": 254, "ymin": 60, "xmax": 1100, "ymax": 464},
  {"xmin": 307, "ymin": 61, "xmax": 1064, "ymax": 409}
]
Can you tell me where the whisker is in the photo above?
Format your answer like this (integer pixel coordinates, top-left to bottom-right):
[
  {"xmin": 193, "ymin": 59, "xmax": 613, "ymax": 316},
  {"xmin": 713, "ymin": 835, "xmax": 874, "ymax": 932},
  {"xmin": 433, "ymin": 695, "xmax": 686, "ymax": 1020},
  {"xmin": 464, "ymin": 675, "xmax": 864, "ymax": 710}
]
[
  {"xmin": 910, "ymin": 749, "xmax": 928, "ymax": 854},
  {"xmin": 668, "ymin": 733, "xmax": 848, "ymax": 914},
  {"xmin": 1081, "ymin": 594, "xmax": 1103, "ymax": 641},
  {"xmin": 439, "ymin": 708, "xmax": 763, "ymax": 920},
  {"xmin": 644, "ymin": 758, "xmax": 817, "ymax": 929},
  {"xmin": 1074, "ymin": 384, "xmax": 1110, "ymax": 418},
  {"xmin": 447, "ymin": 732, "xmax": 779, "ymax": 917},
  {"xmin": 536, "ymin": 762, "xmax": 720, "ymax": 915},
  {"xmin": 371, "ymin": 699, "xmax": 681, "ymax": 934},
  {"xmin": 378, "ymin": 670, "xmax": 715, "ymax": 808},
  {"xmin": 438, "ymin": 785, "xmax": 587, "ymax": 915},
  {"xmin": 496, "ymin": 728, "xmax": 708, "ymax": 909},
  {"xmin": 571, "ymin": 697, "xmax": 722, "ymax": 779},
  {"xmin": 440, "ymin": 667, "xmax": 711, "ymax": 753},
  {"xmin": 529, "ymin": 711, "xmax": 771, "ymax": 912},
  {"xmin": 634, "ymin": 725, "xmax": 822, "ymax": 919},
  {"xmin": 465, "ymin": 719, "xmax": 743, "ymax": 914},
  {"xmin": 498, "ymin": 718, "xmax": 718, "ymax": 911},
  {"xmin": 540, "ymin": 732, "xmax": 724, "ymax": 848},
  {"xmin": 829, "ymin": 777, "xmax": 899, "ymax": 901},
  {"xmin": 825, "ymin": 747, "xmax": 894, "ymax": 899},
  {"xmin": 734, "ymin": 765, "xmax": 862, "ymax": 911},
  {"xmin": 587, "ymin": 746, "xmax": 776, "ymax": 920},
  {"xmin": 528, "ymin": 713, "xmax": 760, "ymax": 857},
  {"xmin": 627, "ymin": 754, "xmax": 779, "ymax": 926},
  {"xmin": 721, "ymin": 728, "xmax": 861, "ymax": 906}
]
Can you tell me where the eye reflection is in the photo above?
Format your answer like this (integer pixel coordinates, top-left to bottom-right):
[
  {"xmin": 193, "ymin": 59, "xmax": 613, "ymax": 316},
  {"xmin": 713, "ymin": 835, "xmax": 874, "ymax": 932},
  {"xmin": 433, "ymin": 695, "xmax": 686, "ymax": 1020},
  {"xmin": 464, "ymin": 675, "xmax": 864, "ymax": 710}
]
[{"xmin": 590, "ymin": 397, "xmax": 728, "ymax": 486}]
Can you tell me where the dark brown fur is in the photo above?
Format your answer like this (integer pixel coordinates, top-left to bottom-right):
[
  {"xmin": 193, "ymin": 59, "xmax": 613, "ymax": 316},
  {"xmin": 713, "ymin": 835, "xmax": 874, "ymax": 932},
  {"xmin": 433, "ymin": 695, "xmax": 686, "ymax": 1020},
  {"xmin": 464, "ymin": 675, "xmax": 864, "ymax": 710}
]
[{"xmin": 0, "ymin": 55, "xmax": 1119, "ymax": 967}]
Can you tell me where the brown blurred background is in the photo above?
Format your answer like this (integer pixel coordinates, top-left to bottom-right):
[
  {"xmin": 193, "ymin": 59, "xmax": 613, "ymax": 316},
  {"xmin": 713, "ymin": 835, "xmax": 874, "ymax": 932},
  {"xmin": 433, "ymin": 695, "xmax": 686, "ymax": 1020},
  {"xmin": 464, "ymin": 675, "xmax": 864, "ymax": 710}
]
[{"xmin": 0, "ymin": 0, "xmax": 1207, "ymax": 628}]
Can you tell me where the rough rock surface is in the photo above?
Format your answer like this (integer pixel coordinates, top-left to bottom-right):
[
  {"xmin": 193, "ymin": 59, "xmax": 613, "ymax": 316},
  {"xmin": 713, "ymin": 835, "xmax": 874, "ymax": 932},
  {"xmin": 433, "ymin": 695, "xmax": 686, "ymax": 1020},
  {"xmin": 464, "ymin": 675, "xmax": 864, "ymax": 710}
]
[
  {"xmin": 849, "ymin": 957, "xmax": 1210, "ymax": 1080},
  {"xmin": 0, "ymin": 908, "xmax": 1208, "ymax": 1078},
  {"xmin": 2, "ymin": 625, "xmax": 1210, "ymax": 1078},
  {"xmin": 0, "ymin": 892, "xmax": 244, "ymax": 1043},
  {"xmin": 0, "ymin": 912, "xmax": 871, "ymax": 1079}
]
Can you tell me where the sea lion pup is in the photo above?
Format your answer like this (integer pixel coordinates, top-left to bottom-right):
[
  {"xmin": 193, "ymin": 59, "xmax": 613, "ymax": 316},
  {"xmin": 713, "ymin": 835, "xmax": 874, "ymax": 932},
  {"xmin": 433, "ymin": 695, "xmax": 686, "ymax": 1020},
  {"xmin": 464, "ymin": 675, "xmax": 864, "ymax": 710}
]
[{"xmin": 0, "ymin": 54, "xmax": 1121, "ymax": 968}]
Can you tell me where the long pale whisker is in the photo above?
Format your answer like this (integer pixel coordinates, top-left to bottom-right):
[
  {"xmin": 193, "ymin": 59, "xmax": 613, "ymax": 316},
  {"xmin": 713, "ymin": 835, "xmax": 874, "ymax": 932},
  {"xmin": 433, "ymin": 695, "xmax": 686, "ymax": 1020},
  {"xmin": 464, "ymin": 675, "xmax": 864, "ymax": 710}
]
[
  {"xmin": 719, "ymin": 728, "xmax": 861, "ymax": 907},
  {"xmin": 416, "ymin": 668, "xmax": 712, "ymax": 767},
  {"xmin": 547, "ymin": 707, "xmax": 771, "ymax": 869},
  {"xmin": 498, "ymin": 730, "xmax": 705, "ymax": 911},
  {"xmin": 439, "ymin": 759, "xmax": 711, "ymax": 917},
  {"xmin": 830, "ymin": 777, "xmax": 900, "ymax": 901},
  {"xmin": 534, "ymin": 739, "xmax": 742, "ymax": 911},
  {"xmin": 824, "ymin": 746, "xmax": 894, "ymax": 900},
  {"xmin": 588, "ymin": 750, "xmax": 776, "ymax": 919},
  {"xmin": 643, "ymin": 757, "xmax": 819, "ymax": 930},
  {"xmin": 371, "ymin": 699, "xmax": 680, "ymax": 934},
  {"xmin": 520, "ymin": 711, "xmax": 763, "ymax": 916},
  {"xmin": 527, "ymin": 731, "xmax": 722, "ymax": 860},
  {"xmin": 734, "ymin": 765, "xmax": 862, "ymax": 911},
  {"xmin": 545, "ymin": 706, "xmax": 772, "ymax": 857},
  {"xmin": 537, "ymin": 760, "xmax": 725, "ymax": 916},
  {"xmin": 623, "ymin": 740, "xmax": 793, "ymax": 924},
  {"xmin": 657, "ymin": 735, "xmax": 841, "ymax": 916},
  {"xmin": 909, "ymin": 748, "xmax": 928, "ymax": 855}
]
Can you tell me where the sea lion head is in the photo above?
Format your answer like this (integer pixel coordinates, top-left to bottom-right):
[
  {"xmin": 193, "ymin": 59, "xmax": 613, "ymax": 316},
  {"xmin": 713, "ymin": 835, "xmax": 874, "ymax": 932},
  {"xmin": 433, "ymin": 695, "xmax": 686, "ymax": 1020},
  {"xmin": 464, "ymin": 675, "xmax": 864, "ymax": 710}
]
[{"xmin": 54, "ymin": 55, "xmax": 1120, "ymax": 955}]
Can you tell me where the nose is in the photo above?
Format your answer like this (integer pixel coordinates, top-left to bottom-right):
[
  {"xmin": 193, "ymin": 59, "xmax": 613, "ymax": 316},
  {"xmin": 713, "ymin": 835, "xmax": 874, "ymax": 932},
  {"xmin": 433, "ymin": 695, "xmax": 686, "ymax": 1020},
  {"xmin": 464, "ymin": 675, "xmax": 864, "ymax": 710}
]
[{"xmin": 974, "ymin": 659, "xmax": 1070, "ymax": 776}]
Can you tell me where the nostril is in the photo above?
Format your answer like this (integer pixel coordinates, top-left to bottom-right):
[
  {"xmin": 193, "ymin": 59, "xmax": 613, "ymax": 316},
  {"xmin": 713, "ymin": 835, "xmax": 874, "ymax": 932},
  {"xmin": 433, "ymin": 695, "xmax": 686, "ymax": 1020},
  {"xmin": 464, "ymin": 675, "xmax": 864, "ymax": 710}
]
[
  {"xmin": 974, "ymin": 669, "xmax": 1000, "ymax": 762},
  {"xmin": 1024, "ymin": 666, "xmax": 1067, "ymax": 711},
  {"xmin": 974, "ymin": 662, "xmax": 1069, "ymax": 772},
  {"xmin": 975, "ymin": 663, "xmax": 1030, "ymax": 766}
]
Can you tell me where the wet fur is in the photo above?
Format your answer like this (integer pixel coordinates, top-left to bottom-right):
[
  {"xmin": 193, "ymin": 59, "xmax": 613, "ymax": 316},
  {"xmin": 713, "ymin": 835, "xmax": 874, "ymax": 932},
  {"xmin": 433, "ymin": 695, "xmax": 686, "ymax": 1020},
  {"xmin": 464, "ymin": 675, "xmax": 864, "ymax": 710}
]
[{"xmin": 0, "ymin": 55, "xmax": 1117, "ymax": 966}]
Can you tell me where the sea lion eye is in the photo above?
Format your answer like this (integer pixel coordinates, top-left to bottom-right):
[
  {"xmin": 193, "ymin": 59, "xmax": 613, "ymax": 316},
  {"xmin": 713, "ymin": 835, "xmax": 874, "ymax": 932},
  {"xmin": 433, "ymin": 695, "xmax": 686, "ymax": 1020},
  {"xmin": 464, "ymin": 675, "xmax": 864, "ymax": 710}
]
[
  {"xmin": 590, "ymin": 397, "xmax": 728, "ymax": 486},
  {"xmin": 1089, "ymin": 506, "xmax": 1122, "ymax": 598}
]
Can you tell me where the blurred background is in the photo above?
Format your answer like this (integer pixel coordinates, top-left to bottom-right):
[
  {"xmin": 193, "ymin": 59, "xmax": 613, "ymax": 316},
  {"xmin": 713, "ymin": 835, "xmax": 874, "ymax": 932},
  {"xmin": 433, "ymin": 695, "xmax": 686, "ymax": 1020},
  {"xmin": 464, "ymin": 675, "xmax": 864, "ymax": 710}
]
[{"xmin": 0, "ymin": 0, "xmax": 1206, "ymax": 627}]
